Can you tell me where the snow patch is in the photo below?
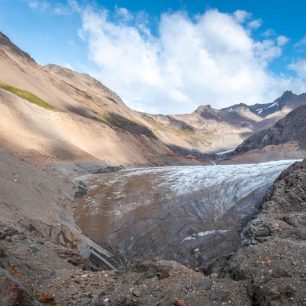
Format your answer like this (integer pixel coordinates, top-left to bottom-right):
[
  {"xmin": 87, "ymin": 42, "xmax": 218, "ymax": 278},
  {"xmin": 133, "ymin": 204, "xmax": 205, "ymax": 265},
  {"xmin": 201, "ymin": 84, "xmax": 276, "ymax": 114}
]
[
  {"xmin": 182, "ymin": 229, "xmax": 230, "ymax": 243},
  {"xmin": 267, "ymin": 101, "xmax": 278, "ymax": 109},
  {"xmin": 216, "ymin": 149, "xmax": 235, "ymax": 156}
]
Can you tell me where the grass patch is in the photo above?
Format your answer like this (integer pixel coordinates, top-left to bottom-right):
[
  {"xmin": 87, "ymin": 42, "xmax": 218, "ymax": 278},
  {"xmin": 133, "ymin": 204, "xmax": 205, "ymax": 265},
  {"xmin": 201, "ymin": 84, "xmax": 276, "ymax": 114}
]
[{"xmin": 0, "ymin": 82, "xmax": 58, "ymax": 111}]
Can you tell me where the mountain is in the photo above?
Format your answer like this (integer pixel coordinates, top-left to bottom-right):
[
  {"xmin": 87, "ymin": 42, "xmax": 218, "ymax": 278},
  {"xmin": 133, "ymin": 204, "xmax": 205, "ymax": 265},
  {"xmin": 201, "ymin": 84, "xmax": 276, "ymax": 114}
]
[
  {"xmin": 230, "ymin": 105, "xmax": 306, "ymax": 162},
  {"xmin": 0, "ymin": 32, "xmax": 180, "ymax": 166},
  {"xmin": 221, "ymin": 90, "xmax": 306, "ymax": 118},
  {"xmin": 147, "ymin": 90, "xmax": 306, "ymax": 154},
  {"xmin": 1, "ymin": 31, "xmax": 306, "ymax": 165},
  {"xmin": 249, "ymin": 91, "xmax": 306, "ymax": 117}
]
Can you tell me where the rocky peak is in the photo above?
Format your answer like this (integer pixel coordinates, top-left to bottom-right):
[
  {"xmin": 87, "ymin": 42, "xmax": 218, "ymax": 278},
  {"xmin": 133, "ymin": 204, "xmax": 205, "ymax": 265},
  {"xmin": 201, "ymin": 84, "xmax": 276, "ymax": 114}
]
[
  {"xmin": 280, "ymin": 90, "xmax": 295, "ymax": 99},
  {"xmin": 221, "ymin": 103, "xmax": 250, "ymax": 112},
  {"xmin": 0, "ymin": 32, "xmax": 12, "ymax": 46},
  {"xmin": 0, "ymin": 31, "xmax": 35, "ymax": 62},
  {"xmin": 276, "ymin": 90, "xmax": 297, "ymax": 106},
  {"xmin": 195, "ymin": 104, "xmax": 214, "ymax": 113},
  {"xmin": 195, "ymin": 105, "xmax": 220, "ymax": 120}
]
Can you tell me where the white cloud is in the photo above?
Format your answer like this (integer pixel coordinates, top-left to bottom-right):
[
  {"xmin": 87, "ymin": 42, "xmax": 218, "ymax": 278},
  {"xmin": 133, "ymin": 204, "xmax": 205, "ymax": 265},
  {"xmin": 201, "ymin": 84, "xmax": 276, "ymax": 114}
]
[
  {"xmin": 262, "ymin": 29, "xmax": 275, "ymax": 38},
  {"xmin": 27, "ymin": 0, "xmax": 49, "ymax": 11},
  {"xmin": 247, "ymin": 19, "xmax": 262, "ymax": 30},
  {"xmin": 79, "ymin": 7, "xmax": 306, "ymax": 114},
  {"xmin": 289, "ymin": 60, "xmax": 306, "ymax": 79},
  {"xmin": 115, "ymin": 7, "xmax": 133, "ymax": 22},
  {"xmin": 277, "ymin": 35, "xmax": 289, "ymax": 46},
  {"xmin": 54, "ymin": 4, "xmax": 71, "ymax": 15},
  {"xmin": 295, "ymin": 36, "xmax": 306, "ymax": 49},
  {"xmin": 233, "ymin": 10, "xmax": 251, "ymax": 23},
  {"xmin": 53, "ymin": 0, "xmax": 80, "ymax": 15}
]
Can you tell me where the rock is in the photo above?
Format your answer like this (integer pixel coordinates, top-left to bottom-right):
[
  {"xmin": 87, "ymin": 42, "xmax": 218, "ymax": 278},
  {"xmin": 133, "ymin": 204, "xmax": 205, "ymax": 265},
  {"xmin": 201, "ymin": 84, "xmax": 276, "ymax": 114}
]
[
  {"xmin": 91, "ymin": 295, "xmax": 108, "ymax": 306},
  {"xmin": 74, "ymin": 181, "xmax": 88, "ymax": 198},
  {"xmin": 132, "ymin": 289, "xmax": 141, "ymax": 297},
  {"xmin": 0, "ymin": 227, "xmax": 19, "ymax": 240},
  {"xmin": 0, "ymin": 245, "xmax": 6, "ymax": 258},
  {"xmin": 209, "ymin": 273, "xmax": 219, "ymax": 280},
  {"xmin": 38, "ymin": 292, "xmax": 54, "ymax": 303},
  {"xmin": 30, "ymin": 243, "xmax": 39, "ymax": 253},
  {"xmin": 0, "ymin": 267, "xmax": 39, "ymax": 306},
  {"xmin": 93, "ymin": 165, "xmax": 124, "ymax": 174}
]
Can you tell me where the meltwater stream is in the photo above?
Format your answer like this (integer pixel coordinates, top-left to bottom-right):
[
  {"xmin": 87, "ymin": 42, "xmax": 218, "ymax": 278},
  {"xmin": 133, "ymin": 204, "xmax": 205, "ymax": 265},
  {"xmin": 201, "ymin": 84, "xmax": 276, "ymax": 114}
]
[{"xmin": 74, "ymin": 160, "xmax": 297, "ymax": 268}]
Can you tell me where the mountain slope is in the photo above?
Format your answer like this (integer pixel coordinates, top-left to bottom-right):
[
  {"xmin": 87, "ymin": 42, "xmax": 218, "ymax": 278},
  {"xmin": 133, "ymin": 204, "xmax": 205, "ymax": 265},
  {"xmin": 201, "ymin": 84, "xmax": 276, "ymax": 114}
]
[
  {"xmin": 0, "ymin": 32, "xmax": 179, "ymax": 166},
  {"xmin": 224, "ymin": 105, "xmax": 306, "ymax": 163},
  {"xmin": 1, "ymin": 31, "xmax": 306, "ymax": 164},
  {"xmin": 235, "ymin": 105, "xmax": 306, "ymax": 153}
]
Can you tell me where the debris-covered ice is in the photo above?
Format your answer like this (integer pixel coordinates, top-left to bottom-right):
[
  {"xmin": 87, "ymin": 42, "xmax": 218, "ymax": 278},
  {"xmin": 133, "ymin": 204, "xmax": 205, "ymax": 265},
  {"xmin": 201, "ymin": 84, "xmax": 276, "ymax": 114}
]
[{"xmin": 75, "ymin": 159, "xmax": 299, "ymax": 267}]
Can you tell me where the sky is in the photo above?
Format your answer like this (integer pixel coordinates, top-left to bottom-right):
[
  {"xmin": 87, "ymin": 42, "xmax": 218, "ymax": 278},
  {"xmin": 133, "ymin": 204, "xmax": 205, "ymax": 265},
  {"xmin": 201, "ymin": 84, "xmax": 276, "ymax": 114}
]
[{"xmin": 1, "ymin": 0, "xmax": 306, "ymax": 114}]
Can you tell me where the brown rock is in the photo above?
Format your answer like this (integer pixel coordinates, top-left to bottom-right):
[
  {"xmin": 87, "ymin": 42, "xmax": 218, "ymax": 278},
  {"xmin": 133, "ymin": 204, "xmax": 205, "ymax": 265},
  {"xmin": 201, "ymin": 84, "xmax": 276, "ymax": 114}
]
[
  {"xmin": 39, "ymin": 292, "xmax": 54, "ymax": 303},
  {"xmin": 0, "ymin": 267, "xmax": 36, "ymax": 306},
  {"xmin": 174, "ymin": 299, "xmax": 185, "ymax": 306}
]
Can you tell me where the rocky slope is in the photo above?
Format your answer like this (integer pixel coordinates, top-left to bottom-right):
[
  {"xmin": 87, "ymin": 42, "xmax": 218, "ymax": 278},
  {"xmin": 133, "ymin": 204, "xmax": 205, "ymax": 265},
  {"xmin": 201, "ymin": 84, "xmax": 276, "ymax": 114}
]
[
  {"xmin": 0, "ymin": 32, "xmax": 179, "ymax": 166},
  {"xmin": 229, "ymin": 105, "xmax": 306, "ymax": 162}
]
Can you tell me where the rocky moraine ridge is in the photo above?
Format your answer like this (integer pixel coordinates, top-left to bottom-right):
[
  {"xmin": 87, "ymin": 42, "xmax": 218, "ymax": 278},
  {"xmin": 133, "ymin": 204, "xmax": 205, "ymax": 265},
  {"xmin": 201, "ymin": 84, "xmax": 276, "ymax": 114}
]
[{"xmin": 1, "ymin": 157, "xmax": 305, "ymax": 305}]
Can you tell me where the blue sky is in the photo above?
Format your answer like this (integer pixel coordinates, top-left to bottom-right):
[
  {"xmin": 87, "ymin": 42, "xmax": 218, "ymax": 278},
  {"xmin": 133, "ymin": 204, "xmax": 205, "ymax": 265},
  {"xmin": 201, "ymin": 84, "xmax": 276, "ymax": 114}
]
[{"xmin": 1, "ymin": 0, "xmax": 306, "ymax": 113}]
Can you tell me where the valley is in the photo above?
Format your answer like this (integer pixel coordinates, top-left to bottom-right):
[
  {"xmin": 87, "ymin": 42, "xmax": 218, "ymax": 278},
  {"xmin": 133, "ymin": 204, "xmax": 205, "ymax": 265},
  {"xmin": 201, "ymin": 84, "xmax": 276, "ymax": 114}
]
[{"xmin": 0, "ymin": 30, "xmax": 306, "ymax": 306}]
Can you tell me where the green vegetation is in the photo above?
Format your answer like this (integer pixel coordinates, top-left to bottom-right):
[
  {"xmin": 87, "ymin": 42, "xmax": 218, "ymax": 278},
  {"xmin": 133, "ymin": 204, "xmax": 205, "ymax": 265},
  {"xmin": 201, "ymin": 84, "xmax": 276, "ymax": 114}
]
[{"xmin": 0, "ymin": 82, "xmax": 58, "ymax": 111}]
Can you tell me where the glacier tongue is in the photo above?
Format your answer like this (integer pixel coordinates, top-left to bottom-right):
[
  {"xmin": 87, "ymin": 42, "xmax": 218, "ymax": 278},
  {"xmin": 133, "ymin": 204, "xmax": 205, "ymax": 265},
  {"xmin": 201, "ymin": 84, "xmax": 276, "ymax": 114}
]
[{"xmin": 75, "ymin": 160, "xmax": 298, "ymax": 268}]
